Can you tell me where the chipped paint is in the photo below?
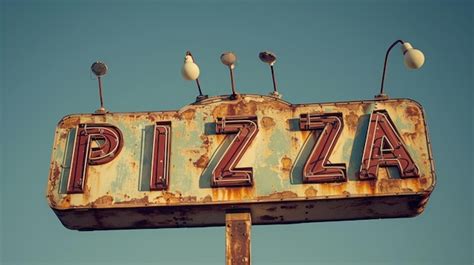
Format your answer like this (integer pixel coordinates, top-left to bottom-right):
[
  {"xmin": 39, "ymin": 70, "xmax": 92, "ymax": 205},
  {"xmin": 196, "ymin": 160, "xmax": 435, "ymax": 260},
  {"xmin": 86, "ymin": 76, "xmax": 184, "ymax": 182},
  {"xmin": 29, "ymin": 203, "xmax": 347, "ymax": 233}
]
[{"xmin": 46, "ymin": 94, "xmax": 435, "ymax": 230}]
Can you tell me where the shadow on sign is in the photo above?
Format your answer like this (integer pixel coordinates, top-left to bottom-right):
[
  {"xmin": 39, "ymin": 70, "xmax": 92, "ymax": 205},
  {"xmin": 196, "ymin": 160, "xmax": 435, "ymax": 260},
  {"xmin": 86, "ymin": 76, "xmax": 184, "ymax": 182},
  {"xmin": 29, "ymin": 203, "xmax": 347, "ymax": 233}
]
[
  {"xmin": 139, "ymin": 125, "xmax": 154, "ymax": 191},
  {"xmin": 199, "ymin": 122, "xmax": 234, "ymax": 189}
]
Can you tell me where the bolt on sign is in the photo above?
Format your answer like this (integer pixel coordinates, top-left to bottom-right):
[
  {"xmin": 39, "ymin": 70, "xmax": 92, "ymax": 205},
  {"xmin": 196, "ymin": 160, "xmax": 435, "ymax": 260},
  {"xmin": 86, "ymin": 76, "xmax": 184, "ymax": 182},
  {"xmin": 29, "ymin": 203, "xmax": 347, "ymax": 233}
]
[{"xmin": 46, "ymin": 95, "xmax": 435, "ymax": 231}]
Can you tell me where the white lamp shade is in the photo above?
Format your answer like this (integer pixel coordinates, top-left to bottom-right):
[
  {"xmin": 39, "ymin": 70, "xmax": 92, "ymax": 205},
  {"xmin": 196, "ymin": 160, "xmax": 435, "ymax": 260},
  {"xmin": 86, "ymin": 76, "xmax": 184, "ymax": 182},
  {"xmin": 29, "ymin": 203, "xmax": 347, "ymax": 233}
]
[
  {"xmin": 182, "ymin": 55, "xmax": 200, "ymax": 80},
  {"xmin": 402, "ymin": 42, "xmax": 425, "ymax": 69}
]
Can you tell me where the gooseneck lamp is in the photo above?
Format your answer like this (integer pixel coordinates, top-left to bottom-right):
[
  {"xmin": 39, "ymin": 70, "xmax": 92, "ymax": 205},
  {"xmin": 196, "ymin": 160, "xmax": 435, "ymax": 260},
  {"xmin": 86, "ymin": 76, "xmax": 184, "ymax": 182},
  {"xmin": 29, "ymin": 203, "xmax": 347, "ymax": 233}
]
[
  {"xmin": 220, "ymin": 52, "xmax": 239, "ymax": 99},
  {"xmin": 376, "ymin": 40, "xmax": 425, "ymax": 99},
  {"xmin": 91, "ymin": 61, "xmax": 108, "ymax": 114},
  {"xmin": 182, "ymin": 51, "xmax": 208, "ymax": 102},
  {"xmin": 259, "ymin": 51, "xmax": 281, "ymax": 98}
]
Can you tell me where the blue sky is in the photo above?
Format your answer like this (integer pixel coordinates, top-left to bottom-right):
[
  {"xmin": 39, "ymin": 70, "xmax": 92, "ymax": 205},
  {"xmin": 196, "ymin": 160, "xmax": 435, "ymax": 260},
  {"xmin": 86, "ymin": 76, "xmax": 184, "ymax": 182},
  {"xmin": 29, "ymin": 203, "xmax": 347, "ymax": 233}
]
[{"xmin": 1, "ymin": 0, "xmax": 472, "ymax": 264}]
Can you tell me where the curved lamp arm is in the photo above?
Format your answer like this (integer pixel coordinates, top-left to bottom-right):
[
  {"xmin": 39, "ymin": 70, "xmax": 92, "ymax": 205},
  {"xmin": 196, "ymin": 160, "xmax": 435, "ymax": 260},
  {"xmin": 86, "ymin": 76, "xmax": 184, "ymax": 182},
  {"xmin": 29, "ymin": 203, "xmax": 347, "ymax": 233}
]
[{"xmin": 378, "ymin": 39, "xmax": 404, "ymax": 99}]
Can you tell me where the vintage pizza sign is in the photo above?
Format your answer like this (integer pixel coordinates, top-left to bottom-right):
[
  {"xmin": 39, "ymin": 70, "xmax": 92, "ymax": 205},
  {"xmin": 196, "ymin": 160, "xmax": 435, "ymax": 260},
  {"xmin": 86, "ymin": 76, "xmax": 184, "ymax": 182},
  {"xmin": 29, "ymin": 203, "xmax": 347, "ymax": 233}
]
[{"xmin": 46, "ymin": 94, "xmax": 435, "ymax": 230}]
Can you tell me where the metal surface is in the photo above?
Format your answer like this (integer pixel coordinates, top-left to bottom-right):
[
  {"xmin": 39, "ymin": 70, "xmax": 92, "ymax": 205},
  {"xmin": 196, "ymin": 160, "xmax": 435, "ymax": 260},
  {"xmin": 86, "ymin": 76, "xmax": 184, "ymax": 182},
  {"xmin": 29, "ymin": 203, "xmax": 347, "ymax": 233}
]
[
  {"xmin": 299, "ymin": 113, "xmax": 346, "ymax": 183},
  {"xmin": 359, "ymin": 110, "xmax": 419, "ymax": 180},
  {"xmin": 91, "ymin": 61, "xmax": 108, "ymax": 113},
  {"xmin": 213, "ymin": 116, "xmax": 259, "ymax": 187},
  {"xmin": 226, "ymin": 212, "xmax": 251, "ymax": 265},
  {"xmin": 46, "ymin": 94, "xmax": 436, "ymax": 230},
  {"xmin": 150, "ymin": 122, "xmax": 172, "ymax": 190},
  {"xmin": 67, "ymin": 124, "xmax": 123, "ymax": 193}
]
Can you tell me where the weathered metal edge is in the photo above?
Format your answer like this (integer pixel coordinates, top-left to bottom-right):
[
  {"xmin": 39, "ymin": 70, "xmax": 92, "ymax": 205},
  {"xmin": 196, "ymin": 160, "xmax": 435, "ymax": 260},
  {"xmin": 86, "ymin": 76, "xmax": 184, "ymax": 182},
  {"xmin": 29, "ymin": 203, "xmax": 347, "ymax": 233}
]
[
  {"xmin": 52, "ymin": 193, "xmax": 430, "ymax": 231},
  {"xmin": 46, "ymin": 96, "xmax": 437, "ymax": 210}
]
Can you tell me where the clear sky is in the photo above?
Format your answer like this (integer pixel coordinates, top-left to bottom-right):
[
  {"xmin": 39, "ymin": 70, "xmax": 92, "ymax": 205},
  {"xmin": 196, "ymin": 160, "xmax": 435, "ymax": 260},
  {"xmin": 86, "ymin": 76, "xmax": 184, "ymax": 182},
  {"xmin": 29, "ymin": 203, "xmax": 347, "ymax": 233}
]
[{"xmin": 1, "ymin": 0, "xmax": 472, "ymax": 264}]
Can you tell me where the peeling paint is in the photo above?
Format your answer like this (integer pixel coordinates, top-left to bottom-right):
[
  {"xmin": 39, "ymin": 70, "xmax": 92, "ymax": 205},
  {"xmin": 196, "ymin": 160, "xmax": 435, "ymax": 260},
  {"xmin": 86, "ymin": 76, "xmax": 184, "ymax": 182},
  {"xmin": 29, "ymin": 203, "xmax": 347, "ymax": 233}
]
[
  {"xmin": 194, "ymin": 154, "xmax": 209, "ymax": 168},
  {"xmin": 261, "ymin": 116, "xmax": 276, "ymax": 129},
  {"xmin": 280, "ymin": 156, "xmax": 292, "ymax": 172},
  {"xmin": 304, "ymin": 186, "xmax": 318, "ymax": 197},
  {"xmin": 46, "ymin": 95, "xmax": 435, "ymax": 230}
]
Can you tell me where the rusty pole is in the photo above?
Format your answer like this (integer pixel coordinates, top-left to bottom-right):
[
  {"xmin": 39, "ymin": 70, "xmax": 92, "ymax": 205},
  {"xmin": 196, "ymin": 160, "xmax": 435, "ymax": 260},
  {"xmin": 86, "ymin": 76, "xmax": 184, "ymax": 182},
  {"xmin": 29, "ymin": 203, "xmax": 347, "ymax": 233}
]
[{"xmin": 225, "ymin": 211, "xmax": 251, "ymax": 265}]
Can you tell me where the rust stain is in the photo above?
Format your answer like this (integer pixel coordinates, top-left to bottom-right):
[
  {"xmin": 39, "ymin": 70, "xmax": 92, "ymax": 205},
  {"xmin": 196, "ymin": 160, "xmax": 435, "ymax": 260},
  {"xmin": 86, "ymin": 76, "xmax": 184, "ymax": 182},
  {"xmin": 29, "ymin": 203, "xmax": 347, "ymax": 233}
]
[
  {"xmin": 378, "ymin": 179, "xmax": 402, "ymax": 193},
  {"xmin": 59, "ymin": 116, "xmax": 80, "ymax": 129},
  {"xmin": 82, "ymin": 183, "xmax": 91, "ymax": 203},
  {"xmin": 403, "ymin": 121, "xmax": 422, "ymax": 142},
  {"xmin": 304, "ymin": 186, "xmax": 318, "ymax": 197},
  {"xmin": 258, "ymin": 191, "xmax": 298, "ymax": 201},
  {"xmin": 291, "ymin": 136, "xmax": 299, "ymax": 145},
  {"xmin": 202, "ymin": 195, "xmax": 212, "ymax": 203},
  {"xmin": 319, "ymin": 182, "xmax": 347, "ymax": 195},
  {"xmin": 59, "ymin": 195, "xmax": 71, "ymax": 208},
  {"xmin": 419, "ymin": 177, "xmax": 428, "ymax": 185},
  {"xmin": 59, "ymin": 131, "xmax": 69, "ymax": 140},
  {"xmin": 405, "ymin": 106, "xmax": 420, "ymax": 118},
  {"xmin": 402, "ymin": 105, "xmax": 423, "ymax": 142},
  {"xmin": 341, "ymin": 103, "xmax": 363, "ymax": 112},
  {"xmin": 115, "ymin": 196, "xmax": 149, "ymax": 205},
  {"xmin": 261, "ymin": 116, "xmax": 275, "ymax": 129},
  {"xmin": 354, "ymin": 179, "xmax": 377, "ymax": 194},
  {"xmin": 157, "ymin": 192, "xmax": 183, "ymax": 204},
  {"xmin": 345, "ymin": 111, "xmax": 358, "ymax": 131},
  {"xmin": 46, "ymin": 193, "xmax": 57, "ymax": 207},
  {"xmin": 226, "ymin": 212, "xmax": 251, "ymax": 265},
  {"xmin": 49, "ymin": 162, "xmax": 61, "ymax": 187},
  {"xmin": 180, "ymin": 108, "xmax": 196, "ymax": 120},
  {"xmin": 93, "ymin": 195, "xmax": 114, "ymax": 206},
  {"xmin": 146, "ymin": 114, "xmax": 156, "ymax": 122},
  {"xmin": 212, "ymin": 187, "xmax": 255, "ymax": 201},
  {"xmin": 193, "ymin": 154, "xmax": 209, "ymax": 168},
  {"xmin": 260, "ymin": 215, "xmax": 278, "ymax": 221},
  {"xmin": 200, "ymin": 134, "xmax": 211, "ymax": 150},
  {"xmin": 212, "ymin": 100, "xmax": 257, "ymax": 118},
  {"xmin": 280, "ymin": 156, "xmax": 292, "ymax": 172},
  {"xmin": 179, "ymin": 196, "xmax": 197, "ymax": 203},
  {"xmin": 47, "ymin": 96, "xmax": 434, "ymax": 230},
  {"xmin": 258, "ymin": 99, "xmax": 291, "ymax": 111},
  {"xmin": 362, "ymin": 103, "xmax": 372, "ymax": 114},
  {"xmin": 403, "ymin": 131, "xmax": 417, "ymax": 142}
]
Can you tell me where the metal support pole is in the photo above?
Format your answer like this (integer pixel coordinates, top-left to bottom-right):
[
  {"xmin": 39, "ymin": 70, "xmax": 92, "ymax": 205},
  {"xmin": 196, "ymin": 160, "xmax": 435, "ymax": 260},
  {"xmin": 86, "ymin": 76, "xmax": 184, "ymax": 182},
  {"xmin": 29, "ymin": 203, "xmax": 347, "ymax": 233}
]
[
  {"xmin": 226, "ymin": 211, "xmax": 251, "ymax": 265},
  {"xmin": 229, "ymin": 67, "xmax": 237, "ymax": 99},
  {"xmin": 196, "ymin": 78, "xmax": 203, "ymax": 96},
  {"xmin": 377, "ymin": 39, "xmax": 404, "ymax": 99},
  {"xmin": 95, "ymin": 76, "xmax": 107, "ymax": 114},
  {"xmin": 98, "ymin": 76, "xmax": 104, "ymax": 109},
  {"xmin": 270, "ymin": 65, "xmax": 277, "ymax": 93}
]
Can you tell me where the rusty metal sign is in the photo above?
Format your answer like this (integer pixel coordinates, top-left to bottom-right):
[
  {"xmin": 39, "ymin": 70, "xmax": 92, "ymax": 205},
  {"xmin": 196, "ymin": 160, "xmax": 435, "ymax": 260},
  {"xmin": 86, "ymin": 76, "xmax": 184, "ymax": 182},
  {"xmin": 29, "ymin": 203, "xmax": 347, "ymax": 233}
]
[{"xmin": 46, "ymin": 94, "xmax": 435, "ymax": 230}]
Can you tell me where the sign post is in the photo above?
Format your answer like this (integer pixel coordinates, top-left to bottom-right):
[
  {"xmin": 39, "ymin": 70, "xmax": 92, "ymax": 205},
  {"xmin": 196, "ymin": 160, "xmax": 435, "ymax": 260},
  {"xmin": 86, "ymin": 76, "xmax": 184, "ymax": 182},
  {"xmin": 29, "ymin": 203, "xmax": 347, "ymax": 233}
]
[{"xmin": 226, "ymin": 211, "xmax": 251, "ymax": 265}]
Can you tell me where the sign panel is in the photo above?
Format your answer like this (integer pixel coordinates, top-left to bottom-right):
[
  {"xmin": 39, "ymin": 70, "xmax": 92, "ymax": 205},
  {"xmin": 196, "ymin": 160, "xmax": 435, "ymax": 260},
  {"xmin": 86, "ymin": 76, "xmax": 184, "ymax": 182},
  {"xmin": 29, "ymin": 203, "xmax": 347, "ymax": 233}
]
[{"xmin": 46, "ymin": 95, "xmax": 435, "ymax": 230}]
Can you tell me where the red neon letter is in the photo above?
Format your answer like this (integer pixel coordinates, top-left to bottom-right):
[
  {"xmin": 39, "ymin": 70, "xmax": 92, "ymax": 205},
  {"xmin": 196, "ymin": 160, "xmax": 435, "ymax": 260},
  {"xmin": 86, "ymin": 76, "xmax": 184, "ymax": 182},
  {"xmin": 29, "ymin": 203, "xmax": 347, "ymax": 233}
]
[
  {"xmin": 299, "ymin": 113, "xmax": 346, "ymax": 183},
  {"xmin": 212, "ymin": 116, "xmax": 259, "ymax": 187},
  {"xmin": 67, "ymin": 124, "xmax": 123, "ymax": 193},
  {"xmin": 150, "ymin": 122, "xmax": 172, "ymax": 191},
  {"xmin": 359, "ymin": 110, "xmax": 419, "ymax": 180}
]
